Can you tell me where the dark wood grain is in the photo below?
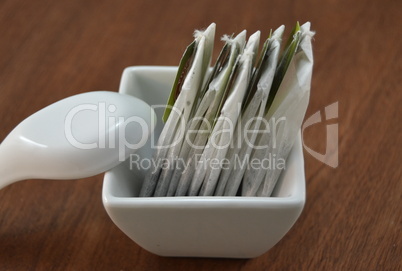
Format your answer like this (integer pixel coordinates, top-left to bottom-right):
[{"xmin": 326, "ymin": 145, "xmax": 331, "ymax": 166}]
[{"xmin": 0, "ymin": 0, "xmax": 401, "ymax": 270}]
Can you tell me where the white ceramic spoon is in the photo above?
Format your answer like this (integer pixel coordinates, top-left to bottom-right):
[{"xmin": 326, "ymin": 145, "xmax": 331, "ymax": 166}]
[{"xmin": 0, "ymin": 91, "xmax": 156, "ymax": 190}]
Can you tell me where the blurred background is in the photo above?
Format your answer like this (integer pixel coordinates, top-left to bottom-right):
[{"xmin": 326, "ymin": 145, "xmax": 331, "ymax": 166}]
[{"xmin": 0, "ymin": 0, "xmax": 400, "ymax": 270}]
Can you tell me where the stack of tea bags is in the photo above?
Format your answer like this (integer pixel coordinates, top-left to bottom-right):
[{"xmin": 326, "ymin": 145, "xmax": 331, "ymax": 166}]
[{"xmin": 140, "ymin": 22, "xmax": 314, "ymax": 197}]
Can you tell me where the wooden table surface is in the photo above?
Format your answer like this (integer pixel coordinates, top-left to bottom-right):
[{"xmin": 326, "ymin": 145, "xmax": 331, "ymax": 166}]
[{"xmin": 0, "ymin": 0, "xmax": 401, "ymax": 270}]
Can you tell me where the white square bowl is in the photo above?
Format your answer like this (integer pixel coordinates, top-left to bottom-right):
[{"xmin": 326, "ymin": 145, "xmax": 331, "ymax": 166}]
[{"xmin": 102, "ymin": 66, "xmax": 306, "ymax": 258}]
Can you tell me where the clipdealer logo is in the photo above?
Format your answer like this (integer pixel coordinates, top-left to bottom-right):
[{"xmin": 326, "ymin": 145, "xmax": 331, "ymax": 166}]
[
  {"xmin": 302, "ymin": 102, "xmax": 339, "ymax": 168},
  {"xmin": 62, "ymin": 101, "xmax": 339, "ymax": 168}
]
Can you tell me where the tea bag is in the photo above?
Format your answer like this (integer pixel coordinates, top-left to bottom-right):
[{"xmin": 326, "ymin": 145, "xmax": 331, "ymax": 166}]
[
  {"xmin": 140, "ymin": 23, "xmax": 215, "ymax": 197},
  {"xmin": 190, "ymin": 31, "xmax": 260, "ymax": 196},
  {"xmin": 243, "ymin": 22, "xmax": 314, "ymax": 196},
  {"xmin": 172, "ymin": 32, "xmax": 246, "ymax": 196},
  {"xmin": 215, "ymin": 26, "xmax": 284, "ymax": 196},
  {"xmin": 139, "ymin": 22, "xmax": 314, "ymax": 198}
]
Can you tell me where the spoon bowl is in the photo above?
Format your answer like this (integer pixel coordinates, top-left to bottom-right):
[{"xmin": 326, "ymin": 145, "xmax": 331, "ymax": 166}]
[{"xmin": 0, "ymin": 91, "xmax": 156, "ymax": 189}]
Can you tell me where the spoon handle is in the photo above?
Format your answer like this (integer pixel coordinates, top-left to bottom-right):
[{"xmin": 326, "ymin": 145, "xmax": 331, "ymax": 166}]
[
  {"xmin": 0, "ymin": 143, "xmax": 24, "ymax": 190},
  {"xmin": 0, "ymin": 175, "xmax": 19, "ymax": 190}
]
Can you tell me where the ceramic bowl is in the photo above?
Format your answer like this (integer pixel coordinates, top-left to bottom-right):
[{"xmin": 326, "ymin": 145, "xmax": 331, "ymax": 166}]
[{"xmin": 102, "ymin": 66, "xmax": 306, "ymax": 258}]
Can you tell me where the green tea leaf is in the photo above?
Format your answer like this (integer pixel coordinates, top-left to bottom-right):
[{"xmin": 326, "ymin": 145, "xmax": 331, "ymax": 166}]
[
  {"xmin": 189, "ymin": 41, "xmax": 231, "ymax": 118},
  {"xmin": 266, "ymin": 22, "xmax": 301, "ymax": 112},
  {"xmin": 162, "ymin": 40, "xmax": 196, "ymax": 123},
  {"xmin": 243, "ymin": 31, "xmax": 272, "ymax": 109},
  {"xmin": 212, "ymin": 55, "xmax": 240, "ymax": 127}
]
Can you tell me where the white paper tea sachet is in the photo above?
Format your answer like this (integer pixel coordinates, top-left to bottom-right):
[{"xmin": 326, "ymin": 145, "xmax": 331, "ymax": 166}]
[
  {"xmin": 139, "ymin": 22, "xmax": 314, "ymax": 198},
  {"xmin": 215, "ymin": 26, "xmax": 284, "ymax": 196},
  {"xmin": 140, "ymin": 23, "xmax": 215, "ymax": 197},
  {"xmin": 243, "ymin": 22, "xmax": 314, "ymax": 197},
  {"xmin": 189, "ymin": 31, "xmax": 261, "ymax": 196},
  {"xmin": 172, "ymin": 32, "xmax": 246, "ymax": 196},
  {"xmin": 240, "ymin": 23, "xmax": 302, "ymax": 197}
]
